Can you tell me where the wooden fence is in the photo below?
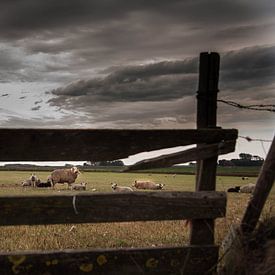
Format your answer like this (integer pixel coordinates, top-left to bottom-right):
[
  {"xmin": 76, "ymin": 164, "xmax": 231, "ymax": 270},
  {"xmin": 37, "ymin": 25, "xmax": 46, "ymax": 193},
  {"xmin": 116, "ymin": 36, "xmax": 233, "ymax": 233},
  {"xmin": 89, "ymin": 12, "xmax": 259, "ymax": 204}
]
[{"xmin": 0, "ymin": 52, "xmax": 238, "ymax": 274}]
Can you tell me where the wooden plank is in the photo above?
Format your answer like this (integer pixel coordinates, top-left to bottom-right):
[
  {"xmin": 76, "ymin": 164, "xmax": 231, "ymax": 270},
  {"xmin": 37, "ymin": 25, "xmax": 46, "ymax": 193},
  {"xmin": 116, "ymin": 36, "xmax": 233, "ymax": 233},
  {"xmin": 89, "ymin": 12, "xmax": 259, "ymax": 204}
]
[
  {"xmin": 241, "ymin": 135, "xmax": 275, "ymax": 234},
  {"xmin": 190, "ymin": 52, "xmax": 220, "ymax": 246},
  {"xmin": 0, "ymin": 128, "xmax": 237, "ymax": 161},
  {"xmin": 0, "ymin": 191, "xmax": 226, "ymax": 226},
  {"xmin": 126, "ymin": 140, "xmax": 236, "ymax": 171},
  {"xmin": 0, "ymin": 245, "xmax": 219, "ymax": 275}
]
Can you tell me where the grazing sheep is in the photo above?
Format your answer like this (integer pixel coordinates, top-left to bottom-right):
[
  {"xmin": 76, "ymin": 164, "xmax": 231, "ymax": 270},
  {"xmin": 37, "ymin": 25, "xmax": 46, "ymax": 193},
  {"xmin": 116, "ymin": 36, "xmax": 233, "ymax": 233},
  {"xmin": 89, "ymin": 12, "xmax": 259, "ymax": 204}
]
[
  {"xmin": 111, "ymin": 183, "xmax": 133, "ymax": 192},
  {"xmin": 227, "ymin": 186, "xmax": 241, "ymax": 193},
  {"xmin": 71, "ymin": 182, "xmax": 87, "ymax": 191},
  {"xmin": 50, "ymin": 166, "xmax": 80, "ymax": 188},
  {"xmin": 133, "ymin": 180, "xmax": 164, "ymax": 190},
  {"xmin": 242, "ymin": 177, "xmax": 249, "ymax": 180},
  {"xmin": 240, "ymin": 183, "xmax": 256, "ymax": 193}
]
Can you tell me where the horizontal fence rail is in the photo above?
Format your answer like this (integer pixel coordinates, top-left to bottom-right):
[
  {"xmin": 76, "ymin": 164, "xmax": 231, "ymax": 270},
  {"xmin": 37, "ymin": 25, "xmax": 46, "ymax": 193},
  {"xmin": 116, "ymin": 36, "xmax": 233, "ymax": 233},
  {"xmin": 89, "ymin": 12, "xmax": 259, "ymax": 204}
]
[
  {"xmin": 0, "ymin": 128, "xmax": 238, "ymax": 161},
  {"xmin": 0, "ymin": 245, "xmax": 219, "ymax": 275},
  {"xmin": 0, "ymin": 191, "xmax": 226, "ymax": 226},
  {"xmin": 126, "ymin": 140, "xmax": 236, "ymax": 171}
]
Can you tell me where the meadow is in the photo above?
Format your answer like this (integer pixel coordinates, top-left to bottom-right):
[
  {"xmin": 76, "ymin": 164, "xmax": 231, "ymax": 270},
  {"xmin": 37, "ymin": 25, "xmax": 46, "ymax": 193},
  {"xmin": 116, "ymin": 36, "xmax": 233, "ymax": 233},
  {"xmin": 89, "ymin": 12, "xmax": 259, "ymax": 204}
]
[{"xmin": 0, "ymin": 170, "xmax": 274, "ymax": 252}]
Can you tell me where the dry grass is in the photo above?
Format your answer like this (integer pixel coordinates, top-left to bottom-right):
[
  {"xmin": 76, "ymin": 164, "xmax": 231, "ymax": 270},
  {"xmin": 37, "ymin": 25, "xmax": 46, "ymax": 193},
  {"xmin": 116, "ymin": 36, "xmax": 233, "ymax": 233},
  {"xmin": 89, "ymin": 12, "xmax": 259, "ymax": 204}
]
[{"xmin": 0, "ymin": 171, "xmax": 274, "ymax": 252}]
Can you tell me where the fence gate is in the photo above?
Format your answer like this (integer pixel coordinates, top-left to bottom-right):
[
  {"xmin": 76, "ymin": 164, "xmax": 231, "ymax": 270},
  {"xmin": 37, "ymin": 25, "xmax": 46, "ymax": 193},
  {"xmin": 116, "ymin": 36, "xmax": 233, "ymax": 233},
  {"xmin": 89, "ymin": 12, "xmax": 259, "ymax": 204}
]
[{"xmin": 0, "ymin": 52, "xmax": 238, "ymax": 274}]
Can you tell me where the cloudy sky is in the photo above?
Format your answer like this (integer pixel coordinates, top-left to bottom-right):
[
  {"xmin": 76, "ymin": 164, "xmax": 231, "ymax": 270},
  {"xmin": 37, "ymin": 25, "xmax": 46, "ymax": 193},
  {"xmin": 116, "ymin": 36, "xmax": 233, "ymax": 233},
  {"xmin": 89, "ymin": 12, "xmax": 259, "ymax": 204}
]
[{"xmin": 0, "ymin": 0, "xmax": 274, "ymax": 164}]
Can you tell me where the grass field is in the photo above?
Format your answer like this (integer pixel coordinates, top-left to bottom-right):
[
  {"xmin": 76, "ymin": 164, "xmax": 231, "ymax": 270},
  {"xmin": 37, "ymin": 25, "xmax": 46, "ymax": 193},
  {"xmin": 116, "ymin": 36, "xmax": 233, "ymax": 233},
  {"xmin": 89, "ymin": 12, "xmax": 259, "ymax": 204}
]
[
  {"xmin": 0, "ymin": 170, "xmax": 274, "ymax": 252},
  {"xmin": 0, "ymin": 165, "xmax": 262, "ymax": 177}
]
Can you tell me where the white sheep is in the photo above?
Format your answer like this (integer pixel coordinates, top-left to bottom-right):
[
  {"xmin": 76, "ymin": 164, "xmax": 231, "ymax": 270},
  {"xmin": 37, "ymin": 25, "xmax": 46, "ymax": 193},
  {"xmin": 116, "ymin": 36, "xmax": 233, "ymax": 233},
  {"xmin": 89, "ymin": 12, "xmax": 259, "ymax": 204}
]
[
  {"xmin": 21, "ymin": 179, "xmax": 32, "ymax": 187},
  {"xmin": 49, "ymin": 166, "xmax": 80, "ymax": 188},
  {"xmin": 29, "ymin": 173, "xmax": 39, "ymax": 187},
  {"xmin": 71, "ymin": 182, "xmax": 87, "ymax": 191},
  {"xmin": 240, "ymin": 183, "xmax": 256, "ymax": 193},
  {"xmin": 111, "ymin": 183, "xmax": 133, "ymax": 192},
  {"xmin": 133, "ymin": 180, "xmax": 164, "ymax": 190}
]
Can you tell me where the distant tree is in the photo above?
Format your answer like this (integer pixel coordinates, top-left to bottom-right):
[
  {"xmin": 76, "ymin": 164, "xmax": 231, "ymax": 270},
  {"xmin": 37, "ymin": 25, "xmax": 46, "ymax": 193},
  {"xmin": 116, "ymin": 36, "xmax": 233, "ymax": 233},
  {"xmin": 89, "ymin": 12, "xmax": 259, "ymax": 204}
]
[
  {"xmin": 252, "ymin": 155, "xmax": 264, "ymax": 161},
  {"xmin": 218, "ymin": 159, "xmax": 234, "ymax": 166},
  {"xmin": 88, "ymin": 160, "xmax": 124, "ymax": 166},
  {"xmin": 239, "ymin": 153, "xmax": 252, "ymax": 160},
  {"xmin": 219, "ymin": 153, "xmax": 264, "ymax": 167}
]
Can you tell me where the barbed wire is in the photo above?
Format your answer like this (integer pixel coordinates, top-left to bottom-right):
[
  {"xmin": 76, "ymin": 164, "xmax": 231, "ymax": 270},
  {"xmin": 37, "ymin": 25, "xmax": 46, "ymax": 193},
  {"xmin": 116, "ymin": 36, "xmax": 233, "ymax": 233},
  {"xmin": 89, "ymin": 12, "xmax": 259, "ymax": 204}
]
[
  {"xmin": 238, "ymin": 136, "xmax": 273, "ymax": 142},
  {"xmin": 217, "ymin": 99, "xmax": 275, "ymax": 113},
  {"xmin": 238, "ymin": 136, "xmax": 273, "ymax": 156}
]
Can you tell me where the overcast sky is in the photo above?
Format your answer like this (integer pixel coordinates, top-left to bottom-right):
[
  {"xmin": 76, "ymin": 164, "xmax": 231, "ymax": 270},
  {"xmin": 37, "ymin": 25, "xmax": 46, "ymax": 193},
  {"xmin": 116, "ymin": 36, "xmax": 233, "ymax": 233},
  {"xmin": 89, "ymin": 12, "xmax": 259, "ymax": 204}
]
[{"xmin": 0, "ymin": 0, "xmax": 274, "ymax": 164}]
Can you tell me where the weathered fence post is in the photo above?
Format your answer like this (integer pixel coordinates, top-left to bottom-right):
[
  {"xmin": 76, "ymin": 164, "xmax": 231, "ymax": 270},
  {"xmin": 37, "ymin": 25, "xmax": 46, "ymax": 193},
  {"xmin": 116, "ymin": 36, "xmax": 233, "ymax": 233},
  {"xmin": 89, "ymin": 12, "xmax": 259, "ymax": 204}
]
[
  {"xmin": 241, "ymin": 135, "xmax": 275, "ymax": 234},
  {"xmin": 190, "ymin": 52, "xmax": 220, "ymax": 245}
]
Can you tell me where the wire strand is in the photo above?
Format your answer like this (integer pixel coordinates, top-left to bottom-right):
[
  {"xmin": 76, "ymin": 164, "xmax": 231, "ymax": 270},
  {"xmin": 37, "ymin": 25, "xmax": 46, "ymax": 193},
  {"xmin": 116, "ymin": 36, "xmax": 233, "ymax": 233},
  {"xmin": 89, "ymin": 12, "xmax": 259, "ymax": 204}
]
[
  {"xmin": 260, "ymin": 140, "xmax": 267, "ymax": 156},
  {"xmin": 238, "ymin": 136, "xmax": 273, "ymax": 143},
  {"xmin": 217, "ymin": 99, "xmax": 275, "ymax": 113}
]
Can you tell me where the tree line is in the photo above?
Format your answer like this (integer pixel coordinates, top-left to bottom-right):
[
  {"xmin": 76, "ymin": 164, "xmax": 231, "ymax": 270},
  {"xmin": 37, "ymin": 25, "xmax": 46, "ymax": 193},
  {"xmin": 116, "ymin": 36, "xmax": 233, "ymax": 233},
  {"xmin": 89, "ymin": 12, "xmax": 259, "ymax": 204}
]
[
  {"xmin": 219, "ymin": 153, "xmax": 264, "ymax": 167},
  {"xmin": 84, "ymin": 160, "xmax": 125, "ymax": 167}
]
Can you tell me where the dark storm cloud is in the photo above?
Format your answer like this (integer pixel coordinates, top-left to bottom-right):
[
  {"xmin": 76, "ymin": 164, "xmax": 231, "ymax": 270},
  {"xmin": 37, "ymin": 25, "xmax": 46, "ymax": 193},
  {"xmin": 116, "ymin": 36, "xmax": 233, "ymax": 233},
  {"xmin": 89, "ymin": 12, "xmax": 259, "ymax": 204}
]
[
  {"xmin": 45, "ymin": 45, "xmax": 275, "ymax": 128},
  {"xmin": 0, "ymin": 0, "xmax": 274, "ymax": 131},
  {"xmin": 48, "ymin": 59, "xmax": 198, "ymax": 107},
  {"xmin": 48, "ymin": 45, "xmax": 275, "ymax": 106},
  {"xmin": 220, "ymin": 45, "xmax": 275, "ymax": 91},
  {"xmin": 1, "ymin": 0, "xmax": 274, "ymax": 60},
  {"xmin": 0, "ymin": 0, "xmax": 274, "ymax": 86},
  {"xmin": 1, "ymin": 0, "xmax": 273, "ymax": 37}
]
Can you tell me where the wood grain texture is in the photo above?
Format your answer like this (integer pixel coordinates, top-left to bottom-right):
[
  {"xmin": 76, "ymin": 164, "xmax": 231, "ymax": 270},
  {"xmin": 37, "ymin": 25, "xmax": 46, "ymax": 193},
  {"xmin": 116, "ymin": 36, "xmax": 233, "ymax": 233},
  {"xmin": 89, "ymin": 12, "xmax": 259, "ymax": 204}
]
[
  {"xmin": 0, "ymin": 128, "xmax": 237, "ymax": 161},
  {"xmin": 0, "ymin": 245, "xmax": 219, "ymax": 275},
  {"xmin": 190, "ymin": 52, "xmax": 220, "ymax": 246},
  {"xmin": 126, "ymin": 140, "xmax": 236, "ymax": 171},
  {"xmin": 0, "ymin": 191, "xmax": 226, "ymax": 226}
]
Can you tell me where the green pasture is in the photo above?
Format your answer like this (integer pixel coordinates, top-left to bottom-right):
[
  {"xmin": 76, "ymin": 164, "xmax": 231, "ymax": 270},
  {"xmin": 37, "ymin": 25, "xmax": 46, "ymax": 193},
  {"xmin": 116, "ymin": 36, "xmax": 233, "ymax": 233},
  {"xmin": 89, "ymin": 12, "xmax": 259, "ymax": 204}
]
[
  {"xmin": 0, "ymin": 170, "xmax": 264, "ymax": 194},
  {"xmin": 0, "ymin": 170, "xmax": 274, "ymax": 252}
]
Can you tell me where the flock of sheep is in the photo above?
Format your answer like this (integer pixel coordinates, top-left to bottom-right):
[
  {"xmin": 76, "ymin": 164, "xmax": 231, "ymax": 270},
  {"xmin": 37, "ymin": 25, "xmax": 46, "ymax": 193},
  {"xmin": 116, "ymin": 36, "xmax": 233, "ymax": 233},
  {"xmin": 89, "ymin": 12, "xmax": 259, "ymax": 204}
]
[
  {"xmin": 21, "ymin": 166, "xmax": 165, "ymax": 192},
  {"xmin": 21, "ymin": 166, "xmax": 255, "ymax": 194},
  {"xmin": 111, "ymin": 181, "xmax": 164, "ymax": 192},
  {"xmin": 21, "ymin": 167, "xmax": 86, "ymax": 190}
]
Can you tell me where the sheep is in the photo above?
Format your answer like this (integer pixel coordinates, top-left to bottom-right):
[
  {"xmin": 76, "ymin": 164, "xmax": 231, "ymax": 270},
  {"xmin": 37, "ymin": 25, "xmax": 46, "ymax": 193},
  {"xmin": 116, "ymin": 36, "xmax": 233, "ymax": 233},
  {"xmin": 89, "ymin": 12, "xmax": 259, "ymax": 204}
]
[
  {"xmin": 29, "ymin": 173, "xmax": 39, "ymax": 187},
  {"xmin": 240, "ymin": 183, "xmax": 256, "ymax": 193},
  {"xmin": 227, "ymin": 186, "xmax": 241, "ymax": 193},
  {"xmin": 71, "ymin": 182, "xmax": 87, "ymax": 191},
  {"xmin": 36, "ymin": 180, "xmax": 52, "ymax": 188},
  {"xmin": 241, "ymin": 177, "xmax": 249, "ymax": 180},
  {"xmin": 49, "ymin": 166, "xmax": 80, "ymax": 188},
  {"xmin": 21, "ymin": 179, "xmax": 32, "ymax": 187},
  {"xmin": 22, "ymin": 174, "xmax": 40, "ymax": 187},
  {"xmin": 133, "ymin": 180, "xmax": 164, "ymax": 190},
  {"xmin": 111, "ymin": 183, "xmax": 133, "ymax": 192}
]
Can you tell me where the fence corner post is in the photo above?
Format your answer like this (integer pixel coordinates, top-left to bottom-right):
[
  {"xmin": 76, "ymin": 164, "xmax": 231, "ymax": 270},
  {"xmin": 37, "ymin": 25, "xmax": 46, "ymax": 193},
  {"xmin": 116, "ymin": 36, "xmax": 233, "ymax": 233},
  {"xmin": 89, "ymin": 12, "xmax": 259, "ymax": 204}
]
[{"xmin": 190, "ymin": 52, "xmax": 220, "ymax": 245}]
